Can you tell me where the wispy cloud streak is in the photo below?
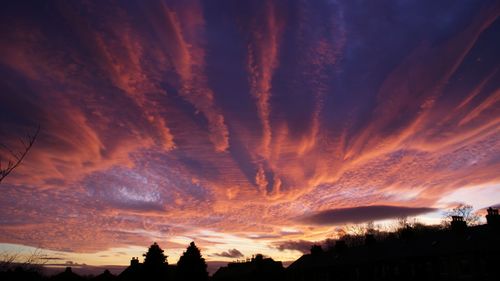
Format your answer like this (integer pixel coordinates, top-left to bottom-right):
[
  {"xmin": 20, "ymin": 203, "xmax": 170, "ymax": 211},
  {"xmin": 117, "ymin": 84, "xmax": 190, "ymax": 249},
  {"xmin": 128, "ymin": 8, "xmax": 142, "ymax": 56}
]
[{"xmin": 0, "ymin": 0, "xmax": 499, "ymax": 262}]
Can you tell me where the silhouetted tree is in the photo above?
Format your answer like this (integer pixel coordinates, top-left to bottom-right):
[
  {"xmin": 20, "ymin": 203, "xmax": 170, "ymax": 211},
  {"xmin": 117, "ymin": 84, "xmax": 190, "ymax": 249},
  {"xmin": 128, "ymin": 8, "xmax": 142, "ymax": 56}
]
[
  {"xmin": 0, "ymin": 251, "xmax": 45, "ymax": 281},
  {"xmin": 0, "ymin": 126, "xmax": 39, "ymax": 184},
  {"xmin": 176, "ymin": 242, "xmax": 208, "ymax": 281},
  {"xmin": 0, "ymin": 248, "xmax": 47, "ymax": 275},
  {"xmin": 143, "ymin": 242, "xmax": 168, "ymax": 266},
  {"xmin": 443, "ymin": 204, "xmax": 480, "ymax": 226},
  {"xmin": 142, "ymin": 242, "xmax": 169, "ymax": 281}
]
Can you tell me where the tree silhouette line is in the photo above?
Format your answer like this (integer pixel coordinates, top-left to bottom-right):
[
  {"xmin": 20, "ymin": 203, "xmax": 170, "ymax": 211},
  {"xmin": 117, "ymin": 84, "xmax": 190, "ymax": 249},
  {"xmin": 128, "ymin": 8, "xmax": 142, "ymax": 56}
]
[
  {"xmin": 1, "ymin": 207, "xmax": 499, "ymax": 281},
  {"xmin": 1, "ymin": 241, "xmax": 208, "ymax": 281}
]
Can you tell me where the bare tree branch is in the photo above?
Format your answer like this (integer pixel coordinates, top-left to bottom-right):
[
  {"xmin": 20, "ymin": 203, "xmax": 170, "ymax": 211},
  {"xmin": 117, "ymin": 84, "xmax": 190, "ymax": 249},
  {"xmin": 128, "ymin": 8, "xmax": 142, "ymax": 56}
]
[
  {"xmin": 0, "ymin": 251, "xmax": 19, "ymax": 271},
  {"xmin": 0, "ymin": 125, "xmax": 40, "ymax": 184},
  {"xmin": 0, "ymin": 248, "xmax": 47, "ymax": 273},
  {"xmin": 442, "ymin": 203, "xmax": 480, "ymax": 226}
]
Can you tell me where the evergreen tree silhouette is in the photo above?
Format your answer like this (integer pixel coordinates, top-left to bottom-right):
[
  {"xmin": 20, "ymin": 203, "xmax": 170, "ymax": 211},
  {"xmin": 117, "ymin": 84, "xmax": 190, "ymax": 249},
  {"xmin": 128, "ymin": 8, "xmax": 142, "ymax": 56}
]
[
  {"xmin": 176, "ymin": 242, "xmax": 208, "ymax": 281},
  {"xmin": 143, "ymin": 242, "xmax": 168, "ymax": 266},
  {"xmin": 142, "ymin": 242, "xmax": 169, "ymax": 281}
]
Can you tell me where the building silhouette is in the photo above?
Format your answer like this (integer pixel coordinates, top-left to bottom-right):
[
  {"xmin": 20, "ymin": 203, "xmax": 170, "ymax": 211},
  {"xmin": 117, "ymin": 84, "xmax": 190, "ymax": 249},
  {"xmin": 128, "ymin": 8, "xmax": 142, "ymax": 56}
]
[
  {"xmin": 92, "ymin": 270, "xmax": 117, "ymax": 281},
  {"xmin": 486, "ymin": 207, "xmax": 500, "ymax": 227},
  {"xmin": 2, "ymin": 208, "xmax": 499, "ymax": 281},
  {"xmin": 212, "ymin": 254, "xmax": 284, "ymax": 281},
  {"xmin": 51, "ymin": 267, "xmax": 84, "ymax": 281},
  {"xmin": 286, "ymin": 208, "xmax": 500, "ymax": 281}
]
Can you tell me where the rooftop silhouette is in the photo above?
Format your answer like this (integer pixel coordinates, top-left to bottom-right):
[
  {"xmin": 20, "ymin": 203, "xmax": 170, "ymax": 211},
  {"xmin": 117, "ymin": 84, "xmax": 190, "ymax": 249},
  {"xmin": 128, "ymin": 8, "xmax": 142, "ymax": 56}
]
[{"xmin": 1, "ymin": 207, "xmax": 499, "ymax": 281}]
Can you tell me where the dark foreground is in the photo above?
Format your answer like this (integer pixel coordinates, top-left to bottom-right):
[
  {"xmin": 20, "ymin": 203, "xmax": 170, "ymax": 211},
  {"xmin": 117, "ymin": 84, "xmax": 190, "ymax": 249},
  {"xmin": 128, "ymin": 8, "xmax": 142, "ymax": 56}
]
[{"xmin": 2, "ymin": 208, "xmax": 499, "ymax": 281}]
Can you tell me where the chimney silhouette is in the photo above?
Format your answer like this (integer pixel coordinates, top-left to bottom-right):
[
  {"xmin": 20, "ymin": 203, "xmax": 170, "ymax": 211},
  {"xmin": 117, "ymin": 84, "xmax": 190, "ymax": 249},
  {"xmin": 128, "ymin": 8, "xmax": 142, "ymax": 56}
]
[
  {"xmin": 486, "ymin": 207, "xmax": 500, "ymax": 227},
  {"xmin": 451, "ymin": 215, "xmax": 466, "ymax": 232},
  {"xmin": 130, "ymin": 257, "xmax": 139, "ymax": 266}
]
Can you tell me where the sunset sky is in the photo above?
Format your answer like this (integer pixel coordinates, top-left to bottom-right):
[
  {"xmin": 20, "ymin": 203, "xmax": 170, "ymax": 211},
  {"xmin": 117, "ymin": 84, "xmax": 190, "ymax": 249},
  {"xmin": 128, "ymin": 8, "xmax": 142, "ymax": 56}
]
[{"xmin": 1, "ymin": 0, "xmax": 499, "ymax": 269}]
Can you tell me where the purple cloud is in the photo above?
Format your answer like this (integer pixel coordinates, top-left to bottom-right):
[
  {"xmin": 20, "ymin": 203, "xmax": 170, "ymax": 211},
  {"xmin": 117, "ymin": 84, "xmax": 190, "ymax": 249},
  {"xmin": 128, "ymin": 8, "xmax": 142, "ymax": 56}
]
[
  {"xmin": 301, "ymin": 205, "xmax": 436, "ymax": 225},
  {"xmin": 212, "ymin": 249, "xmax": 244, "ymax": 258}
]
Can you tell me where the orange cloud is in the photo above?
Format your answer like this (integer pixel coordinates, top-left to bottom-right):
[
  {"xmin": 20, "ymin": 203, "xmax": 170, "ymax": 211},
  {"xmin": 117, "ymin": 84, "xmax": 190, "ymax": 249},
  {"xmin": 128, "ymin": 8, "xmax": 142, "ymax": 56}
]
[
  {"xmin": 159, "ymin": 1, "xmax": 229, "ymax": 152},
  {"xmin": 246, "ymin": 1, "xmax": 285, "ymax": 159},
  {"xmin": 0, "ymin": 0, "xmax": 499, "ymax": 264}
]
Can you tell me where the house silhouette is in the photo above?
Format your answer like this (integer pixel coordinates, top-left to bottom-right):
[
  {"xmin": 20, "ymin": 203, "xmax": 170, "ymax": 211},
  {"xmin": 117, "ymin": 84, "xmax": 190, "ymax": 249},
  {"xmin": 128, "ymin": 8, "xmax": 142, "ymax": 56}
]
[
  {"xmin": 2, "ymin": 208, "xmax": 499, "ymax": 281},
  {"xmin": 212, "ymin": 254, "xmax": 284, "ymax": 281},
  {"xmin": 286, "ymin": 208, "xmax": 500, "ymax": 281}
]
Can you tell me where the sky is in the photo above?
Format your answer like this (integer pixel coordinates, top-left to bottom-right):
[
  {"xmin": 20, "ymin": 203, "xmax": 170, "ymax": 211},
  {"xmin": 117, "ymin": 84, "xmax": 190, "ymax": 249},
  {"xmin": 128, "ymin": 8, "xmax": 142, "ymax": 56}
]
[{"xmin": 1, "ymin": 0, "xmax": 499, "ymax": 269}]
